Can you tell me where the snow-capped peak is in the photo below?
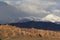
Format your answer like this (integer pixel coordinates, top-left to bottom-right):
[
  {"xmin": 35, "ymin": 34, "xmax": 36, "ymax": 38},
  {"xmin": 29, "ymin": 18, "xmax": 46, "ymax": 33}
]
[{"xmin": 41, "ymin": 14, "xmax": 60, "ymax": 22}]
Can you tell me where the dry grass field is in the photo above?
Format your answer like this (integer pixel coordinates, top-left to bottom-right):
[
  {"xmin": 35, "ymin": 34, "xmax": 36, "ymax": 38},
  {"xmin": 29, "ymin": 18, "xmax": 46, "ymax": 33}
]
[{"xmin": 0, "ymin": 25, "xmax": 60, "ymax": 40}]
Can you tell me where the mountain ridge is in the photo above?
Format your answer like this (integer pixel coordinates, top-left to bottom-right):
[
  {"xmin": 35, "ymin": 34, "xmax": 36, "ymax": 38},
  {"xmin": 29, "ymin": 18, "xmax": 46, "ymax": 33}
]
[{"xmin": 8, "ymin": 21, "xmax": 60, "ymax": 31}]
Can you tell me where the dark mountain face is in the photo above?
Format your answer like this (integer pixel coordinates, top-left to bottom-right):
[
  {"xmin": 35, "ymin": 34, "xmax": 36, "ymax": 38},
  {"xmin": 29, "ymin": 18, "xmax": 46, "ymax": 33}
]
[{"xmin": 8, "ymin": 21, "xmax": 60, "ymax": 31}]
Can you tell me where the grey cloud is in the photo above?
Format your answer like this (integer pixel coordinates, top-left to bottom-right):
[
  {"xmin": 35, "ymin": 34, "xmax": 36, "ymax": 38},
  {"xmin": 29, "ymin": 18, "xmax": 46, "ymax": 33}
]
[
  {"xmin": 0, "ymin": 0, "xmax": 60, "ymax": 23},
  {"xmin": 0, "ymin": 1, "xmax": 31, "ymax": 24},
  {"xmin": 4, "ymin": 0, "xmax": 60, "ymax": 17}
]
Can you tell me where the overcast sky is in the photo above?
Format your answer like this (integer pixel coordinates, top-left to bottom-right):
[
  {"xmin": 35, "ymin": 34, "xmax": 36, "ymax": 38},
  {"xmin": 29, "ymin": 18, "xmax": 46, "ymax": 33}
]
[
  {"xmin": 0, "ymin": 0, "xmax": 60, "ymax": 23},
  {"xmin": 1, "ymin": 0, "xmax": 60, "ymax": 16}
]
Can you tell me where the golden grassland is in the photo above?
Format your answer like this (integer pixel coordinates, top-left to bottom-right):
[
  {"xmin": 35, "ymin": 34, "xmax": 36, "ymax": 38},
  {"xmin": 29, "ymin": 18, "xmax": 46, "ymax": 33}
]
[{"xmin": 0, "ymin": 25, "xmax": 60, "ymax": 40}]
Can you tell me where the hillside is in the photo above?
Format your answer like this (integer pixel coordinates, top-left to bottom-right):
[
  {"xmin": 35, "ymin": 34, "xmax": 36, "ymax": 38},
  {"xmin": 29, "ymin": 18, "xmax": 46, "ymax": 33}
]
[
  {"xmin": 0, "ymin": 25, "xmax": 60, "ymax": 40},
  {"xmin": 9, "ymin": 21, "xmax": 60, "ymax": 31}
]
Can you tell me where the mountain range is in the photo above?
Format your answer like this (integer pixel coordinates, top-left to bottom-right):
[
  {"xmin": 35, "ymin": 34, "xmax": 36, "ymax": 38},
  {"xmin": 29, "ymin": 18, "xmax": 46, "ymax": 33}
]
[{"xmin": 8, "ymin": 21, "xmax": 60, "ymax": 31}]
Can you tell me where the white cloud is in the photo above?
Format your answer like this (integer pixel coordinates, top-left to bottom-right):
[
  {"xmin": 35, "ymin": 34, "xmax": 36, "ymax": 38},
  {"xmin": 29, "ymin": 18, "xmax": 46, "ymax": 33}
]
[
  {"xmin": 4, "ymin": 0, "xmax": 60, "ymax": 17},
  {"xmin": 15, "ymin": 0, "xmax": 57, "ymax": 14},
  {"xmin": 4, "ymin": 0, "xmax": 57, "ymax": 14},
  {"xmin": 41, "ymin": 14, "xmax": 60, "ymax": 22},
  {"xmin": 1, "ymin": 0, "xmax": 60, "ymax": 22},
  {"xmin": 52, "ymin": 9, "xmax": 60, "ymax": 13},
  {"xmin": 18, "ymin": 16, "xmax": 41, "ymax": 22}
]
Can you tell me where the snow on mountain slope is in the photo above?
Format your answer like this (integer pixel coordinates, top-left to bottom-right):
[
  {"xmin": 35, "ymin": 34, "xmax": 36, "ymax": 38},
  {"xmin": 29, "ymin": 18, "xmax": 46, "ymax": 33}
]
[{"xmin": 41, "ymin": 14, "xmax": 60, "ymax": 22}]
